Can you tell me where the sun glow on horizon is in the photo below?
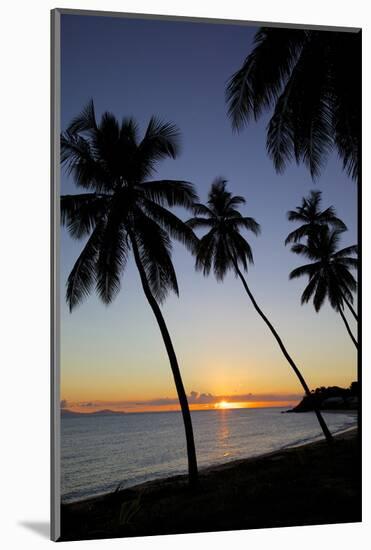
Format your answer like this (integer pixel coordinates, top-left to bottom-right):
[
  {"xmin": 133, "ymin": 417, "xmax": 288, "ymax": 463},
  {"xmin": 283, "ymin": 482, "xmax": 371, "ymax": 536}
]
[
  {"xmin": 214, "ymin": 400, "xmax": 239, "ymax": 410},
  {"xmin": 62, "ymin": 398, "xmax": 301, "ymax": 414}
]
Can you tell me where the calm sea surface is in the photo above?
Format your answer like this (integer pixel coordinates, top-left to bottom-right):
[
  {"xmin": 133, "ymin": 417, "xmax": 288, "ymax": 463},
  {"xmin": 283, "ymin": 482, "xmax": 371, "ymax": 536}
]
[{"xmin": 61, "ymin": 408, "xmax": 357, "ymax": 503}]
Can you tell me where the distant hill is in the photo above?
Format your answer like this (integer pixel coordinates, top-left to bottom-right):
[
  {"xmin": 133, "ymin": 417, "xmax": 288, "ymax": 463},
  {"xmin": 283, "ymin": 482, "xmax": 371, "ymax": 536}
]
[
  {"xmin": 61, "ymin": 408, "xmax": 127, "ymax": 417},
  {"xmin": 288, "ymin": 382, "xmax": 359, "ymax": 412}
]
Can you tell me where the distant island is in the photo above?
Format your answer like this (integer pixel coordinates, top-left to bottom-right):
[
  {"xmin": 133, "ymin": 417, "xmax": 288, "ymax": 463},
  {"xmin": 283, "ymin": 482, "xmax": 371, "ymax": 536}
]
[
  {"xmin": 61, "ymin": 409, "xmax": 127, "ymax": 417},
  {"xmin": 288, "ymin": 382, "xmax": 359, "ymax": 413}
]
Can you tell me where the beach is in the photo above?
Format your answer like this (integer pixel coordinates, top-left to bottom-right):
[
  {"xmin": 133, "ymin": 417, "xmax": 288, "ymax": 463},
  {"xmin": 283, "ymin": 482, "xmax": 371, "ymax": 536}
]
[{"xmin": 60, "ymin": 427, "xmax": 360, "ymax": 541}]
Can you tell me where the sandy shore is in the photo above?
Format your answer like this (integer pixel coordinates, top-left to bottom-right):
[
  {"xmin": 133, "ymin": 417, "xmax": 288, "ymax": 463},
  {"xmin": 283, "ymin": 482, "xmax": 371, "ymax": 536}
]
[{"xmin": 60, "ymin": 428, "xmax": 361, "ymax": 541}]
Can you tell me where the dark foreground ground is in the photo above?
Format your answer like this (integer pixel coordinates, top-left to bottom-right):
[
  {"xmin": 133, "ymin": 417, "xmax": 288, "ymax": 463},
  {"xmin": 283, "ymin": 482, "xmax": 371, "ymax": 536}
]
[{"xmin": 60, "ymin": 429, "xmax": 361, "ymax": 541}]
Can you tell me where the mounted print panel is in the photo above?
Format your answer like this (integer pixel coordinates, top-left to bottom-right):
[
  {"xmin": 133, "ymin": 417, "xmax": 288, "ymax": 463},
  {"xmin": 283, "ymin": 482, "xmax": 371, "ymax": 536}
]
[{"xmin": 51, "ymin": 8, "xmax": 361, "ymax": 542}]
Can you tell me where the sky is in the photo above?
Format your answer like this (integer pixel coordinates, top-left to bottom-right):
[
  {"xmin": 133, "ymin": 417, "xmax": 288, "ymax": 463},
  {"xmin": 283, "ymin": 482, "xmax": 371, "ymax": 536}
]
[{"xmin": 60, "ymin": 14, "xmax": 358, "ymax": 413}]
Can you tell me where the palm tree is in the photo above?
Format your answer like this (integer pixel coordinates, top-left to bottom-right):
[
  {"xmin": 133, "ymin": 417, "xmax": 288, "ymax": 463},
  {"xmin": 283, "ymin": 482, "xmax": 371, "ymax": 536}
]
[
  {"xmin": 285, "ymin": 190, "xmax": 346, "ymax": 245},
  {"xmin": 226, "ymin": 28, "xmax": 361, "ymax": 181},
  {"xmin": 188, "ymin": 178, "xmax": 333, "ymax": 443},
  {"xmin": 61, "ymin": 100, "xmax": 199, "ymax": 485},
  {"xmin": 289, "ymin": 227, "xmax": 358, "ymax": 348},
  {"xmin": 286, "ymin": 191, "xmax": 358, "ymax": 322}
]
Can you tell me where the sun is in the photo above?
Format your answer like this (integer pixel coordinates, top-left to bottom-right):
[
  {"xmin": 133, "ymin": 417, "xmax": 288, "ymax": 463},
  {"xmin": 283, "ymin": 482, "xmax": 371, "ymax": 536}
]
[{"xmin": 215, "ymin": 400, "xmax": 232, "ymax": 409}]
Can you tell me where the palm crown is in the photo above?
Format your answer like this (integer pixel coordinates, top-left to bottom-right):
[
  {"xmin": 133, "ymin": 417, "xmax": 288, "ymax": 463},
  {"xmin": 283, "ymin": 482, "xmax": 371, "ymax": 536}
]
[
  {"xmin": 61, "ymin": 100, "xmax": 198, "ymax": 310},
  {"xmin": 226, "ymin": 28, "xmax": 360, "ymax": 180},
  {"xmin": 285, "ymin": 190, "xmax": 347, "ymax": 245},
  {"xmin": 187, "ymin": 178, "xmax": 260, "ymax": 280},
  {"xmin": 289, "ymin": 227, "xmax": 358, "ymax": 312}
]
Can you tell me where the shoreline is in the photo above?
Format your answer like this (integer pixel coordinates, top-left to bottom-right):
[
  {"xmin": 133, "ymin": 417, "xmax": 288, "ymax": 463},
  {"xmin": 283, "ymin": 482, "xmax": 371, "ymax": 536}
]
[{"xmin": 60, "ymin": 427, "xmax": 360, "ymax": 541}]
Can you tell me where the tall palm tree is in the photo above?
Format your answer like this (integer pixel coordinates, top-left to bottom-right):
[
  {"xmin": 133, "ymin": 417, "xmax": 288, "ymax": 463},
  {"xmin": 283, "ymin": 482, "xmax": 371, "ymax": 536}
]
[
  {"xmin": 188, "ymin": 178, "xmax": 333, "ymax": 443},
  {"xmin": 289, "ymin": 227, "xmax": 358, "ymax": 348},
  {"xmin": 226, "ymin": 28, "xmax": 361, "ymax": 181},
  {"xmin": 285, "ymin": 190, "xmax": 346, "ymax": 245},
  {"xmin": 61, "ymin": 100, "xmax": 199, "ymax": 485}
]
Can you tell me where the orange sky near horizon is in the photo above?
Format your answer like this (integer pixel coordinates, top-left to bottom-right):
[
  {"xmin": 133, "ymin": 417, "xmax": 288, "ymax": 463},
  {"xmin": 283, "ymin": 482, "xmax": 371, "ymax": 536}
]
[{"xmin": 62, "ymin": 399, "xmax": 300, "ymax": 414}]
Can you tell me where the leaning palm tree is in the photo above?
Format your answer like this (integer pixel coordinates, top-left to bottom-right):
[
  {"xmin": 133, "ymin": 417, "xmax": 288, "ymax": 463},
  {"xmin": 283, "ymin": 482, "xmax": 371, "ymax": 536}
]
[
  {"xmin": 188, "ymin": 178, "xmax": 333, "ymax": 443},
  {"xmin": 289, "ymin": 227, "xmax": 358, "ymax": 348},
  {"xmin": 285, "ymin": 190, "xmax": 346, "ymax": 245},
  {"xmin": 61, "ymin": 100, "xmax": 199, "ymax": 485},
  {"xmin": 226, "ymin": 28, "xmax": 361, "ymax": 181}
]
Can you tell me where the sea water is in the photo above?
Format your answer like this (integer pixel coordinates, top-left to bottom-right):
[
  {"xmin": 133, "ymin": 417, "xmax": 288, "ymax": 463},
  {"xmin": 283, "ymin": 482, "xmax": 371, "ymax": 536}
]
[{"xmin": 61, "ymin": 407, "xmax": 357, "ymax": 503}]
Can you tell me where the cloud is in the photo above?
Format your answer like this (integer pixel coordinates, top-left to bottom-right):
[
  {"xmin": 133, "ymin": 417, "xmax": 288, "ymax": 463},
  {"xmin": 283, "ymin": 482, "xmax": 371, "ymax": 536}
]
[
  {"xmin": 60, "ymin": 399, "xmax": 68, "ymax": 408},
  {"xmin": 140, "ymin": 391, "xmax": 216, "ymax": 406}
]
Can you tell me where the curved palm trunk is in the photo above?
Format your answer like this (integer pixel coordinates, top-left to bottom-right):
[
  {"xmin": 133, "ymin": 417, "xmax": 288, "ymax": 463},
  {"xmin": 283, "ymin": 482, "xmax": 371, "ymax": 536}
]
[
  {"xmin": 230, "ymin": 256, "xmax": 333, "ymax": 444},
  {"xmin": 338, "ymin": 306, "xmax": 358, "ymax": 349},
  {"xmin": 129, "ymin": 234, "xmax": 198, "ymax": 486},
  {"xmin": 342, "ymin": 294, "xmax": 358, "ymax": 322}
]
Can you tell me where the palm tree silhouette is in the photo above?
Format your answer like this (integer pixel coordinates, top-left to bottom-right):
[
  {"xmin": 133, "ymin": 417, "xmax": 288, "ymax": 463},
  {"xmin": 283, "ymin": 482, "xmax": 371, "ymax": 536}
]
[
  {"xmin": 285, "ymin": 190, "xmax": 346, "ymax": 245},
  {"xmin": 188, "ymin": 178, "xmax": 333, "ymax": 443},
  {"xmin": 289, "ymin": 227, "xmax": 358, "ymax": 348},
  {"xmin": 286, "ymin": 190, "xmax": 358, "ymax": 323},
  {"xmin": 61, "ymin": 100, "xmax": 199, "ymax": 485},
  {"xmin": 226, "ymin": 28, "xmax": 361, "ymax": 181}
]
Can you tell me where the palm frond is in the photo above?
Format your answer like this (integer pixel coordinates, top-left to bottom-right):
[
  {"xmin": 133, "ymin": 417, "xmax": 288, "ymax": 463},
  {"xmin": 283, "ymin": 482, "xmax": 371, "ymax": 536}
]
[
  {"xmin": 186, "ymin": 217, "xmax": 215, "ymax": 229},
  {"xmin": 266, "ymin": 78, "xmax": 296, "ymax": 173},
  {"xmin": 318, "ymin": 207, "xmax": 347, "ymax": 230},
  {"xmin": 290, "ymin": 243, "xmax": 314, "ymax": 258},
  {"xmin": 61, "ymin": 131, "xmax": 112, "ymax": 192},
  {"xmin": 137, "ymin": 118, "xmax": 180, "ymax": 179},
  {"xmin": 212, "ymin": 236, "xmax": 231, "ymax": 281},
  {"xmin": 286, "ymin": 210, "xmax": 308, "ymax": 223},
  {"xmin": 67, "ymin": 99, "xmax": 98, "ymax": 135},
  {"xmin": 331, "ymin": 31, "xmax": 360, "ymax": 181},
  {"xmin": 285, "ymin": 224, "xmax": 311, "ymax": 245},
  {"xmin": 195, "ymin": 229, "xmax": 218, "ymax": 277},
  {"xmin": 61, "ymin": 193, "xmax": 109, "ymax": 239},
  {"xmin": 226, "ymin": 195, "xmax": 246, "ymax": 208},
  {"xmin": 140, "ymin": 180, "xmax": 198, "ymax": 209},
  {"xmin": 120, "ymin": 117, "xmax": 139, "ymax": 146},
  {"xmin": 229, "ymin": 216, "xmax": 261, "ymax": 235},
  {"xmin": 332, "ymin": 244, "xmax": 358, "ymax": 258},
  {"xmin": 133, "ymin": 210, "xmax": 179, "ymax": 303},
  {"xmin": 312, "ymin": 275, "xmax": 328, "ymax": 312},
  {"xmin": 227, "ymin": 231, "xmax": 254, "ymax": 270},
  {"xmin": 192, "ymin": 203, "xmax": 216, "ymax": 218},
  {"xmin": 289, "ymin": 262, "xmax": 320, "ymax": 280},
  {"xmin": 267, "ymin": 37, "xmax": 334, "ymax": 179},
  {"xmin": 335, "ymin": 258, "xmax": 358, "ymax": 271},
  {"xmin": 141, "ymin": 200, "xmax": 198, "ymax": 252},
  {"xmin": 226, "ymin": 27, "xmax": 306, "ymax": 130},
  {"xmin": 66, "ymin": 223, "xmax": 104, "ymax": 311},
  {"xmin": 95, "ymin": 208, "xmax": 129, "ymax": 304},
  {"xmin": 332, "ymin": 264, "xmax": 357, "ymax": 292},
  {"xmin": 300, "ymin": 274, "xmax": 319, "ymax": 305},
  {"xmin": 92, "ymin": 112, "xmax": 122, "ymax": 175}
]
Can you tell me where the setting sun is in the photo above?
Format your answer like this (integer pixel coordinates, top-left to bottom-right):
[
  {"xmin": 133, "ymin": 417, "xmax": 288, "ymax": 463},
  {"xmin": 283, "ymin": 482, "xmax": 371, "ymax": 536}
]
[{"xmin": 215, "ymin": 400, "xmax": 236, "ymax": 409}]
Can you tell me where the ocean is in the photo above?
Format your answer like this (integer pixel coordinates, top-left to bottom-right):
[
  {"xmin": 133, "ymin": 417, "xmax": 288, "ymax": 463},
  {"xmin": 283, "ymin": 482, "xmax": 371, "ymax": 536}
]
[{"xmin": 61, "ymin": 407, "xmax": 357, "ymax": 503}]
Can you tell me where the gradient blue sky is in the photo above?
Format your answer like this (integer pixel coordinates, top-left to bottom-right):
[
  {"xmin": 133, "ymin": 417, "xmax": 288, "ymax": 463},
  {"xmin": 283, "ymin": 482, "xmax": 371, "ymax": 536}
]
[{"xmin": 60, "ymin": 14, "xmax": 358, "ymax": 411}]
